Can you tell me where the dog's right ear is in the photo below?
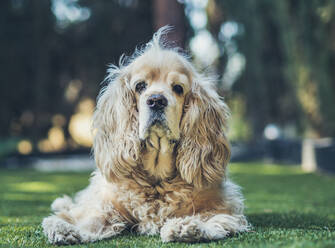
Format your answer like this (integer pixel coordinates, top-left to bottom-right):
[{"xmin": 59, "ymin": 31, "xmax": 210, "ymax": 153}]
[{"xmin": 92, "ymin": 65, "xmax": 141, "ymax": 182}]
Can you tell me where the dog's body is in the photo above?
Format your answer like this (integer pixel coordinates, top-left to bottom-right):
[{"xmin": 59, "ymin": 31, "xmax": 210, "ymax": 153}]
[{"xmin": 42, "ymin": 27, "xmax": 249, "ymax": 244}]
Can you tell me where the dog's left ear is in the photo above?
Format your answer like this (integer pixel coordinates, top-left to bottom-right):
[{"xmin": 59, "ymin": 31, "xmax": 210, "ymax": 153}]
[{"xmin": 176, "ymin": 78, "xmax": 231, "ymax": 188}]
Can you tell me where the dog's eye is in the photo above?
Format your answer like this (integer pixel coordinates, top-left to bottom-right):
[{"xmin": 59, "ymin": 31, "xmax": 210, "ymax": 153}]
[
  {"xmin": 135, "ymin": 81, "xmax": 147, "ymax": 94},
  {"xmin": 172, "ymin": 84, "xmax": 184, "ymax": 95}
]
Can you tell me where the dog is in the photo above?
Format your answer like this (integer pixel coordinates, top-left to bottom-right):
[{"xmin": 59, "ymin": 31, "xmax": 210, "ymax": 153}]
[{"xmin": 42, "ymin": 27, "xmax": 249, "ymax": 245}]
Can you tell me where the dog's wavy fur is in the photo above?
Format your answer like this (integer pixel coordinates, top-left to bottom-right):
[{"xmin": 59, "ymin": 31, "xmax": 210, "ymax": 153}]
[{"xmin": 42, "ymin": 27, "xmax": 250, "ymax": 245}]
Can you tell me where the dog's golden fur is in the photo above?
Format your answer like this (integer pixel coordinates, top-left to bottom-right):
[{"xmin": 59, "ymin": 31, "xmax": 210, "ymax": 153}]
[{"xmin": 42, "ymin": 27, "xmax": 249, "ymax": 244}]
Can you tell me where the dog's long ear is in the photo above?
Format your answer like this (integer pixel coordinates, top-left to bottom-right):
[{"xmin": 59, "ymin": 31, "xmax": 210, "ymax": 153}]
[
  {"xmin": 177, "ymin": 77, "xmax": 230, "ymax": 188},
  {"xmin": 92, "ymin": 65, "xmax": 141, "ymax": 182}
]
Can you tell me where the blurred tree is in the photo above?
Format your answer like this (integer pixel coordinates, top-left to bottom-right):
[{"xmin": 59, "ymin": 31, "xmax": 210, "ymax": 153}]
[
  {"xmin": 0, "ymin": 0, "xmax": 188, "ymax": 154},
  {"xmin": 208, "ymin": 0, "xmax": 335, "ymax": 138},
  {"xmin": 0, "ymin": 0, "xmax": 58, "ymax": 142},
  {"xmin": 278, "ymin": 0, "xmax": 335, "ymax": 137},
  {"xmin": 0, "ymin": 0, "xmax": 153, "ymax": 151},
  {"xmin": 153, "ymin": 0, "xmax": 186, "ymax": 47}
]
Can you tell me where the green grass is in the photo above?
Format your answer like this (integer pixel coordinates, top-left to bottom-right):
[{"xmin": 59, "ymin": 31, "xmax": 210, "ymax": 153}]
[{"xmin": 0, "ymin": 162, "xmax": 334, "ymax": 248}]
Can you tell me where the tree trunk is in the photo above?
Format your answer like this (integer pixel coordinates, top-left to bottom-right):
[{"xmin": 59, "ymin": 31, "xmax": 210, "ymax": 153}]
[{"xmin": 152, "ymin": 0, "xmax": 186, "ymax": 48}]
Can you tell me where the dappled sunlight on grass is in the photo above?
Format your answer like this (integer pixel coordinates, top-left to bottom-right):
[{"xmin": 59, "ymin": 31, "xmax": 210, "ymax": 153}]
[
  {"xmin": 1, "ymin": 192, "xmax": 56, "ymax": 202},
  {"xmin": 0, "ymin": 170, "xmax": 90, "ymax": 193},
  {"xmin": 8, "ymin": 181, "xmax": 59, "ymax": 193},
  {"xmin": 229, "ymin": 162, "xmax": 305, "ymax": 175}
]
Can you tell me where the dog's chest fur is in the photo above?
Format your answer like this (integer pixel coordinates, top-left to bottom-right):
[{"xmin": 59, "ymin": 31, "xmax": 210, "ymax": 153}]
[
  {"xmin": 107, "ymin": 177, "xmax": 225, "ymax": 234},
  {"xmin": 142, "ymin": 132, "xmax": 176, "ymax": 181}
]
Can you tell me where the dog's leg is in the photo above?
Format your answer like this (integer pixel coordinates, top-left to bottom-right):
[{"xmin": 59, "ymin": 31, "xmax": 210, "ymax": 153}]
[
  {"xmin": 42, "ymin": 211, "xmax": 126, "ymax": 245},
  {"xmin": 42, "ymin": 196, "xmax": 127, "ymax": 245},
  {"xmin": 160, "ymin": 213, "xmax": 249, "ymax": 242}
]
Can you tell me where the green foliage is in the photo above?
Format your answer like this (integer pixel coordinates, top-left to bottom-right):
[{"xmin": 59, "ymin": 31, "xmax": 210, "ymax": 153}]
[
  {"xmin": 276, "ymin": 0, "xmax": 335, "ymax": 137},
  {"xmin": 209, "ymin": 0, "xmax": 335, "ymax": 138},
  {"xmin": 227, "ymin": 95, "xmax": 252, "ymax": 142},
  {"xmin": 0, "ymin": 163, "xmax": 334, "ymax": 247}
]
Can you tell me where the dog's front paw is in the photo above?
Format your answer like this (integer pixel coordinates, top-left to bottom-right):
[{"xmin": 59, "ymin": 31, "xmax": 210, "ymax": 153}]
[
  {"xmin": 42, "ymin": 215, "xmax": 82, "ymax": 245},
  {"xmin": 160, "ymin": 216, "xmax": 203, "ymax": 242}
]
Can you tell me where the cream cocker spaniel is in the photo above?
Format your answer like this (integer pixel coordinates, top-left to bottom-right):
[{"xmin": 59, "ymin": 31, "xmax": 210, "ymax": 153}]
[{"xmin": 42, "ymin": 27, "xmax": 249, "ymax": 245}]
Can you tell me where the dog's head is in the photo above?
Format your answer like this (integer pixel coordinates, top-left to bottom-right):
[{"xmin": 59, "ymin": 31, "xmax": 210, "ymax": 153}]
[
  {"xmin": 93, "ymin": 27, "xmax": 230, "ymax": 188},
  {"xmin": 130, "ymin": 46, "xmax": 190, "ymax": 144}
]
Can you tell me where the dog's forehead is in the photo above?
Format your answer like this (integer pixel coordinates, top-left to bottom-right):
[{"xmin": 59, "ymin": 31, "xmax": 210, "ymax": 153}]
[
  {"xmin": 131, "ymin": 49, "xmax": 186, "ymax": 71},
  {"xmin": 129, "ymin": 50, "xmax": 191, "ymax": 82}
]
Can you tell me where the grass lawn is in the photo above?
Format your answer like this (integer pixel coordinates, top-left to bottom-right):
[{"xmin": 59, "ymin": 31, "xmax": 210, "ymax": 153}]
[{"xmin": 0, "ymin": 162, "xmax": 334, "ymax": 248}]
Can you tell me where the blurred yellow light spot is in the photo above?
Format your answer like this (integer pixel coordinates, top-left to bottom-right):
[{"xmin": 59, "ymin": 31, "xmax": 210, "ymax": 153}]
[
  {"xmin": 38, "ymin": 127, "xmax": 66, "ymax": 152},
  {"xmin": 77, "ymin": 98, "xmax": 95, "ymax": 114},
  {"xmin": 68, "ymin": 98, "xmax": 95, "ymax": 147},
  {"xmin": 9, "ymin": 181, "xmax": 58, "ymax": 192},
  {"xmin": 48, "ymin": 127, "xmax": 65, "ymax": 149},
  {"xmin": 17, "ymin": 140, "xmax": 32, "ymax": 155},
  {"xmin": 69, "ymin": 113, "xmax": 93, "ymax": 147},
  {"xmin": 65, "ymin": 79, "xmax": 82, "ymax": 102}
]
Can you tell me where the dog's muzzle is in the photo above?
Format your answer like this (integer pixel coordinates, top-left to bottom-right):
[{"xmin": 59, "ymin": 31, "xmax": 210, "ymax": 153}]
[{"xmin": 146, "ymin": 94, "xmax": 168, "ymax": 128}]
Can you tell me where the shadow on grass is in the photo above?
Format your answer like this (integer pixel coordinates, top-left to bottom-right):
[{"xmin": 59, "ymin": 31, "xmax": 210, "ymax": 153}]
[{"xmin": 248, "ymin": 212, "xmax": 335, "ymax": 229}]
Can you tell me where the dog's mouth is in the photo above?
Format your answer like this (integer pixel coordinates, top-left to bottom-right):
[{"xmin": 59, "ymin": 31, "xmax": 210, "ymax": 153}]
[
  {"xmin": 147, "ymin": 111, "xmax": 166, "ymax": 129},
  {"xmin": 144, "ymin": 112, "xmax": 168, "ymax": 137},
  {"xmin": 142, "ymin": 113, "xmax": 179, "ymax": 151},
  {"xmin": 139, "ymin": 107, "xmax": 180, "ymax": 142},
  {"xmin": 140, "ymin": 110, "xmax": 176, "ymax": 141}
]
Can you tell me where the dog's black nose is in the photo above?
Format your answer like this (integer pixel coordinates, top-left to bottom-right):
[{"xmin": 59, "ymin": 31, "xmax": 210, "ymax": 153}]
[{"xmin": 146, "ymin": 94, "xmax": 168, "ymax": 110}]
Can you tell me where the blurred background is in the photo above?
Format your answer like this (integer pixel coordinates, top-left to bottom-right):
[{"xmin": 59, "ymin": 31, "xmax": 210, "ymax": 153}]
[{"xmin": 1, "ymin": 0, "xmax": 334, "ymax": 171}]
